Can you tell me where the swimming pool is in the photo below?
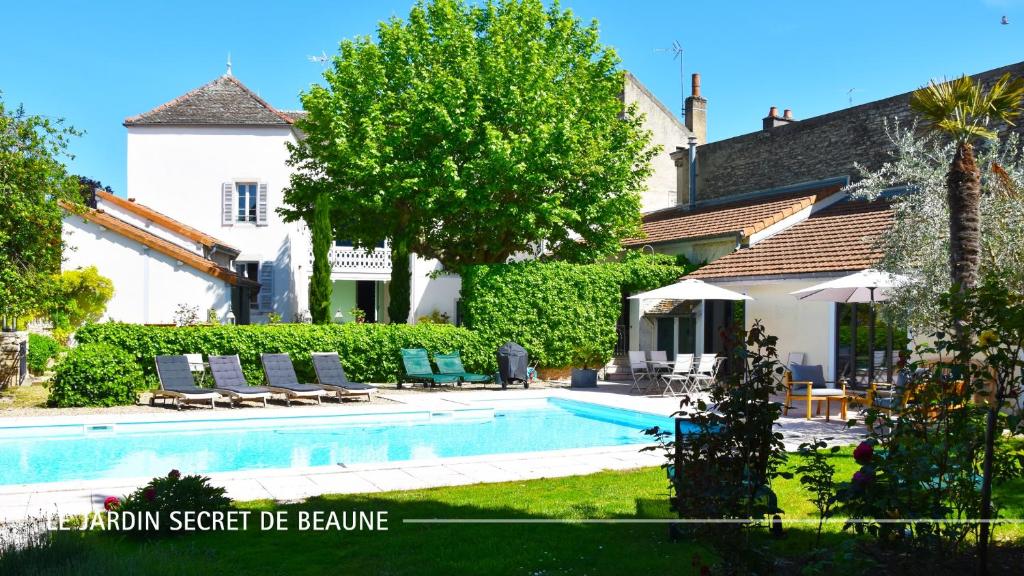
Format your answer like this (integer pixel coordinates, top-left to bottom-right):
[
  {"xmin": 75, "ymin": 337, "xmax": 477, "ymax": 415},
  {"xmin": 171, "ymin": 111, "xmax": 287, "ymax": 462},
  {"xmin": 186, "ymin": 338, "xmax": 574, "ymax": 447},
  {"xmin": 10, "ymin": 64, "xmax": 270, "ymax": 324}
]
[{"xmin": 0, "ymin": 398, "xmax": 678, "ymax": 485}]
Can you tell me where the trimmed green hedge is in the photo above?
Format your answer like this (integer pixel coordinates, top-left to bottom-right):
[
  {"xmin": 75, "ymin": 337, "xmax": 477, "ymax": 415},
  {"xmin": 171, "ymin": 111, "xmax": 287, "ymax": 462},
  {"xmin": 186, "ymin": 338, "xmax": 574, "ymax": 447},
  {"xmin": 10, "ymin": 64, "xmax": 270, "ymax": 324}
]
[
  {"xmin": 27, "ymin": 333, "xmax": 61, "ymax": 375},
  {"xmin": 460, "ymin": 253, "xmax": 690, "ymax": 367},
  {"xmin": 50, "ymin": 343, "xmax": 147, "ymax": 407},
  {"xmin": 74, "ymin": 323, "xmax": 494, "ymax": 384}
]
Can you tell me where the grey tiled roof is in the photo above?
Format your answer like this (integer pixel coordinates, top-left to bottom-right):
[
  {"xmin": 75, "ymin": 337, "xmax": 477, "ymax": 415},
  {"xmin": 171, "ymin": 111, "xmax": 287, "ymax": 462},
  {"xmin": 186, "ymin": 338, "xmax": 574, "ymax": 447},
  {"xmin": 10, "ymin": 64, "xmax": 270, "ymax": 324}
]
[
  {"xmin": 279, "ymin": 110, "xmax": 308, "ymax": 122},
  {"xmin": 124, "ymin": 75, "xmax": 294, "ymax": 127}
]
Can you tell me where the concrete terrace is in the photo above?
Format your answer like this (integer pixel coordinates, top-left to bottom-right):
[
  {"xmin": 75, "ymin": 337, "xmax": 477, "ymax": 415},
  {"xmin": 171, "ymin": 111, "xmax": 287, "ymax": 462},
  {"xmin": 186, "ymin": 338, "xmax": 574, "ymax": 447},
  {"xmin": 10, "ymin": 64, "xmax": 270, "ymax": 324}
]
[{"xmin": 0, "ymin": 383, "xmax": 866, "ymax": 522}]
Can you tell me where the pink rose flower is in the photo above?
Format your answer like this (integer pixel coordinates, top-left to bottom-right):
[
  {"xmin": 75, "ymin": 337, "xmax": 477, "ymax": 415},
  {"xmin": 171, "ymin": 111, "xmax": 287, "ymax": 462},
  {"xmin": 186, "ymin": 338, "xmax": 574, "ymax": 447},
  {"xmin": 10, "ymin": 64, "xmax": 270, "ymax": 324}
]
[
  {"xmin": 853, "ymin": 442, "xmax": 873, "ymax": 464},
  {"xmin": 144, "ymin": 487, "xmax": 156, "ymax": 501},
  {"xmin": 168, "ymin": 469, "xmax": 181, "ymax": 480},
  {"xmin": 103, "ymin": 496, "xmax": 121, "ymax": 511},
  {"xmin": 852, "ymin": 470, "xmax": 874, "ymax": 486}
]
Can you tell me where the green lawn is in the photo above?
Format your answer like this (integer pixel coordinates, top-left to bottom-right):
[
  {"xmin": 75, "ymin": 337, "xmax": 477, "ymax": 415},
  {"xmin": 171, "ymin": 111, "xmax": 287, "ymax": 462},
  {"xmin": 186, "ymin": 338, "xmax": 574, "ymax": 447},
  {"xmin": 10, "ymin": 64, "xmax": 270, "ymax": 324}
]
[{"xmin": 3, "ymin": 455, "xmax": 1022, "ymax": 576}]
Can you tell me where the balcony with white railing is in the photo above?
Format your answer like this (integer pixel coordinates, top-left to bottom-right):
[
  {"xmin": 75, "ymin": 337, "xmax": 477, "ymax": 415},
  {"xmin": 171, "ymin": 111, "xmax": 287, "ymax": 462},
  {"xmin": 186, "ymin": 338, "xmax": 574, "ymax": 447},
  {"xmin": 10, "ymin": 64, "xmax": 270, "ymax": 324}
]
[{"xmin": 314, "ymin": 241, "xmax": 392, "ymax": 281}]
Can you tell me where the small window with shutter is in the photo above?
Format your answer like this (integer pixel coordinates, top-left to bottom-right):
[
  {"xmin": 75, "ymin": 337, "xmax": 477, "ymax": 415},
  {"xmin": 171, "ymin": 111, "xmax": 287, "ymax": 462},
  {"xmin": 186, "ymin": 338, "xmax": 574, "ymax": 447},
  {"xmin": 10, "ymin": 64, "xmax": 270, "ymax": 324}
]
[
  {"xmin": 234, "ymin": 183, "xmax": 259, "ymax": 223},
  {"xmin": 234, "ymin": 262, "xmax": 260, "ymax": 309}
]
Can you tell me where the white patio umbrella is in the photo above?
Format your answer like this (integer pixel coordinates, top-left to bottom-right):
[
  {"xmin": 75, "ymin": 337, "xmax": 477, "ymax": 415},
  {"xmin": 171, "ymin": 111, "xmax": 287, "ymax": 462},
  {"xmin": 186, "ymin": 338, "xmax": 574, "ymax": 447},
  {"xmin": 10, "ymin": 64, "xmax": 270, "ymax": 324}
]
[
  {"xmin": 789, "ymin": 269, "xmax": 911, "ymax": 303},
  {"xmin": 628, "ymin": 278, "xmax": 752, "ymax": 302},
  {"xmin": 790, "ymin": 269, "xmax": 912, "ymax": 384}
]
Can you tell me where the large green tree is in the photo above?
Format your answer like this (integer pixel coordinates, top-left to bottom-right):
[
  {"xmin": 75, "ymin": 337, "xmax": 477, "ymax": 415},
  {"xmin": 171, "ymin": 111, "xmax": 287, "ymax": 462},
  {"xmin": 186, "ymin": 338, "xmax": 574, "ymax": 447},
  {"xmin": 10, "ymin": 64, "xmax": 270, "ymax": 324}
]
[
  {"xmin": 909, "ymin": 73, "xmax": 1024, "ymax": 291},
  {"xmin": 0, "ymin": 97, "xmax": 82, "ymax": 327},
  {"xmin": 282, "ymin": 0, "xmax": 655, "ymax": 322}
]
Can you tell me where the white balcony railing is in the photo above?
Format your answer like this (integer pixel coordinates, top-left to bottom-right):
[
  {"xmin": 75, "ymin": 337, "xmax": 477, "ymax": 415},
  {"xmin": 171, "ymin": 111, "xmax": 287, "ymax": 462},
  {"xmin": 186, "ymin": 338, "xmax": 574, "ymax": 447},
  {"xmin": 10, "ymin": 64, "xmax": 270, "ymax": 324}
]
[{"xmin": 309, "ymin": 243, "xmax": 392, "ymax": 279}]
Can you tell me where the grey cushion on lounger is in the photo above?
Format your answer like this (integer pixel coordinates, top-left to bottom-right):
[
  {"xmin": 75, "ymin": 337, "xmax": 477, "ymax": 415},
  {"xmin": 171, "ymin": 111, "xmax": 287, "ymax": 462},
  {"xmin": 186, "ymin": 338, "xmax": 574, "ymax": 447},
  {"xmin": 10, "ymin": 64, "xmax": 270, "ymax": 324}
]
[
  {"xmin": 260, "ymin": 353, "xmax": 330, "ymax": 393},
  {"xmin": 208, "ymin": 355, "xmax": 275, "ymax": 393},
  {"xmin": 311, "ymin": 352, "xmax": 377, "ymax": 391},
  {"xmin": 155, "ymin": 355, "xmax": 213, "ymax": 394}
]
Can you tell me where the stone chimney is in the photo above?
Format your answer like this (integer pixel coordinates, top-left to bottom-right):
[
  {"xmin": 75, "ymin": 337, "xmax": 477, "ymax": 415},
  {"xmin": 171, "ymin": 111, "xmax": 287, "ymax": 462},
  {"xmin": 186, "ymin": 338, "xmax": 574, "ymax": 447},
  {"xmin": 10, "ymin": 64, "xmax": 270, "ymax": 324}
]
[
  {"xmin": 684, "ymin": 73, "xmax": 707, "ymax": 144},
  {"xmin": 763, "ymin": 106, "xmax": 796, "ymax": 130}
]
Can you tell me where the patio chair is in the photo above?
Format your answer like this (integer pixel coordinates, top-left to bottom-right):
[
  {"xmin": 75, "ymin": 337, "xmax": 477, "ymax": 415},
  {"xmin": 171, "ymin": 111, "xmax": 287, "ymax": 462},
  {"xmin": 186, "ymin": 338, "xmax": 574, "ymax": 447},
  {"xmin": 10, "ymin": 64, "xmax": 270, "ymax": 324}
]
[
  {"xmin": 184, "ymin": 353, "xmax": 208, "ymax": 385},
  {"xmin": 783, "ymin": 363, "xmax": 847, "ymax": 421},
  {"xmin": 399, "ymin": 348, "xmax": 460, "ymax": 388},
  {"xmin": 690, "ymin": 355, "xmax": 724, "ymax": 391},
  {"xmin": 628, "ymin": 351, "xmax": 652, "ymax": 393},
  {"xmin": 259, "ymin": 353, "xmax": 329, "ymax": 406},
  {"xmin": 786, "ymin": 352, "xmax": 805, "ymax": 370},
  {"xmin": 152, "ymin": 355, "xmax": 222, "ymax": 410},
  {"xmin": 311, "ymin": 352, "xmax": 377, "ymax": 401},
  {"xmin": 658, "ymin": 353, "xmax": 694, "ymax": 396},
  {"xmin": 206, "ymin": 355, "xmax": 275, "ymax": 407},
  {"xmin": 434, "ymin": 351, "xmax": 492, "ymax": 386}
]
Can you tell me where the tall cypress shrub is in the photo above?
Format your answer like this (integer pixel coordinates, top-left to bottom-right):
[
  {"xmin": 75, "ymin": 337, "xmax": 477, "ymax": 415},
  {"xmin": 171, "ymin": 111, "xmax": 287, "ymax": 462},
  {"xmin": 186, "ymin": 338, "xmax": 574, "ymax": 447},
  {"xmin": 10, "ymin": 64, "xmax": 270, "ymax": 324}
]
[
  {"xmin": 308, "ymin": 193, "xmax": 333, "ymax": 324},
  {"xmin": 388, "ymin": 238, "xmax": 411, "ymax": 324}
]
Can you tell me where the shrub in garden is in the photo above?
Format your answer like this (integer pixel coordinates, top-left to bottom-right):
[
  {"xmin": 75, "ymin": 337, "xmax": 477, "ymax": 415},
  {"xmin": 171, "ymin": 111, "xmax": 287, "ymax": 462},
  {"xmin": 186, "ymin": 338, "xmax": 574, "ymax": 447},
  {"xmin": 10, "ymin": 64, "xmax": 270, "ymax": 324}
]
[
  {"xmin": 75, "ymin": 322, "xmax": 494, "ymax": 384},
  {"xmin": 108, "ymin": 469, "xmax": 231, "ymax": 538},
  {"xmin": 27, "ymin": 333, "xmax": 61, "ymax": 375},
  {"xmin": 840, "ymin": 278, "xmax": 1024, "ymax": 559},
  {"xmin": 644, "ymin": 320, "xmax": 787, "ymax": 573},
  {"xmin": 48, "ymin": 343, "xmax": 146, "ymax": 407},
  {"xmin": 461, "ymin": 252, "xmax": 690, "ymax": 367}
]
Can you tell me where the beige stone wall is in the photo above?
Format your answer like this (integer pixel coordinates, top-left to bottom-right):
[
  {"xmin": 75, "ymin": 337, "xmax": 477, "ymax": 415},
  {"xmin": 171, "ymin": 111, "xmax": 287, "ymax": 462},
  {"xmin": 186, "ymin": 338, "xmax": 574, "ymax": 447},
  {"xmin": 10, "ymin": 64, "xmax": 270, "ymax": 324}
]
[
  {"xmin": 0, "ymin": 331, "xmax": 28, "ymax": 389},
  {"xmin": 623, "ymin": 73, "xmax": 692, "ymax": 213}
]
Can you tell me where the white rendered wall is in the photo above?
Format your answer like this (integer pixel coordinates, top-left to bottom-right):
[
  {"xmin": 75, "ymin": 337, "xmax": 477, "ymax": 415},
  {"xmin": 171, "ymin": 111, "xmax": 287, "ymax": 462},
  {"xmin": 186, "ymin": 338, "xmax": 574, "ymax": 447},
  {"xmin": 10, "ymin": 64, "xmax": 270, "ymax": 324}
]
[
  {"xmin": 62, "ymin": 216, "xmax": 233, "ymax": 324},
  {"xmin": 624, "ymin": 74, "xmax": 691, "ymax": 213},
  {"xmin": 723, "ymin": 279, "xmax": 837, "ymax": 377},
  {"xmin": 126, "ymin": 125, "xmax": 309, "ymax": 321},
  {"xmin": 409, "ymin": 255, "xmax": 462, "ymax": 324}
]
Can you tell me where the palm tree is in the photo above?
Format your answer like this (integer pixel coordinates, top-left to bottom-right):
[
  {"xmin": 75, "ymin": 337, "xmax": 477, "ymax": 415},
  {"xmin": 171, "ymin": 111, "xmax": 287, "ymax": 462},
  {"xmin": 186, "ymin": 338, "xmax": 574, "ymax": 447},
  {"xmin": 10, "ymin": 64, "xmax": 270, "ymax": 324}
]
[
  {"xmin": 909, "ymin": 73, "xmax": 1024, "ymax": 290},
  {"xmin": 910, "ymin": 73, "xmax": 1024, "ymax": 576}
]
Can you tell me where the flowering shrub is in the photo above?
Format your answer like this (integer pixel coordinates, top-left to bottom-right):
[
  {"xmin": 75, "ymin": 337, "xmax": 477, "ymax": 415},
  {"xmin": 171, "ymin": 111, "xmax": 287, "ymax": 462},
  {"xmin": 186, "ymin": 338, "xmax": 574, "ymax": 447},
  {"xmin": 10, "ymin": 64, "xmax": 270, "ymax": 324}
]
[
  {"xmin": 840, "ymin": 279, "xmax": 1024, "ymax": 556},
  {"xmin": 115, "ymin": 469, "xmax": 230, "ymax": 538}
]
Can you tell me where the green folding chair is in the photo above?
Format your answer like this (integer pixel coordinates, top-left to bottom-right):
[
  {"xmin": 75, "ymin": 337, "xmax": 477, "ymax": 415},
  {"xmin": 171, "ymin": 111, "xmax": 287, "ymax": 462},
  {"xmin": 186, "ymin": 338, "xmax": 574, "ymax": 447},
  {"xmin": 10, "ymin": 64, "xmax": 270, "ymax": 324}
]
[
  {"xmin": 399, "ymin": 348, "xmax": 460, "ymax": 388},
  {"xmin": 434, "ymin": 352, "xmax": 492, "ymax": 386}
]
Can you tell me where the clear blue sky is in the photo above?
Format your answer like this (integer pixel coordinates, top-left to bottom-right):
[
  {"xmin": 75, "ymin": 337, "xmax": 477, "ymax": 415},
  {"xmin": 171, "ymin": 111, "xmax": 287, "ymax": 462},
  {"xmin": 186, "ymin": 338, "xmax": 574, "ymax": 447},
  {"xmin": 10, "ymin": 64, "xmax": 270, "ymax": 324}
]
[{"xmin": 2, "ymin": 0, "xmax": 1021, "ymax": 196}]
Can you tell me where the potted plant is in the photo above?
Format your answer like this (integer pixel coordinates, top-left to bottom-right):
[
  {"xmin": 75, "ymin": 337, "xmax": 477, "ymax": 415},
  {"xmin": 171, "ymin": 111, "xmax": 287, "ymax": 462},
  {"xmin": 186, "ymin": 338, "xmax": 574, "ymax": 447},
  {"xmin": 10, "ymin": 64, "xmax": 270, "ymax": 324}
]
[{"xmin": 570, "ymin": 342, "xmax": 607, "ymax": 388}]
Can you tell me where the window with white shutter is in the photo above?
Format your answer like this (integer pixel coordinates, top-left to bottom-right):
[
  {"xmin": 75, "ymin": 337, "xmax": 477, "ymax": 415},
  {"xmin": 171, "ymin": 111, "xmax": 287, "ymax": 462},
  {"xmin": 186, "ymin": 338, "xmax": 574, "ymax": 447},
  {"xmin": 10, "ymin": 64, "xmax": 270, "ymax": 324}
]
[
  {"xmin": 258, "ymin": 261, "xmax": 274, "ymax": 312},
  {"xmin": 221, "ymin": 183, "xmax": 234, "ymax": 226},
  {"xmin": 256, "ymin": 183, "xmax": 268, "ymax": 226}
]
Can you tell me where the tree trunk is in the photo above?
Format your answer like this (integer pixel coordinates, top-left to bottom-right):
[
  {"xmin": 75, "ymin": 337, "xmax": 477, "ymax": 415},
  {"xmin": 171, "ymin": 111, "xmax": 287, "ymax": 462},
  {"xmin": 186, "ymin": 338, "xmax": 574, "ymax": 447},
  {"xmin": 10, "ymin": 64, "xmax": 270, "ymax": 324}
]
[
  {"xmin": 308, "ymin": 193, "xmax": 333, "ymax": 324},
  {"xmin": 978, "ymin": 406, "xmax": 997, "ymax": 576},
  {"xmin": 947, "ymin": 142, "xmax": 982, "ymax": 291}
]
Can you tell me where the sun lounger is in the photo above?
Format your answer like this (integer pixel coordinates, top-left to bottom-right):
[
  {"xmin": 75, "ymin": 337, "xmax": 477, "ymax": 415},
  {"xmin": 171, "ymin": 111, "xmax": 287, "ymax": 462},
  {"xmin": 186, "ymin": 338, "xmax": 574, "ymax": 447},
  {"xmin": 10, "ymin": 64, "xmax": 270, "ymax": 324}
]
[
  {"xmin": 152, "ymin": 355, "xmax": 222, "ymax": 409},
  {"xmin": 310, "ymin": 352, "xmax": 377, "ymax": 401},
  {"xmin": 206, "ymin": 355, "xmax": 275, "ymax": 407},
  {"xmin": 399, "ymin": 348, "xmax": 460, "ymax": 388},
  {"xmin": 434, "ymin": 351, "xmax": 491, "ymax": 386},
  {"xmin": 256, "ymin": 353, "xmax": 327, "ymax": 406}
]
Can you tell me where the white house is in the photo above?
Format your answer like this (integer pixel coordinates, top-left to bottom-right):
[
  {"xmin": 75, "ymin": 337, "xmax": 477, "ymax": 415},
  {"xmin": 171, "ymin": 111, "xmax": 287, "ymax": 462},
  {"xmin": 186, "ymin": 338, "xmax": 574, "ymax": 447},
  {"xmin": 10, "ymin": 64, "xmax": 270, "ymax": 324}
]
[{"xmin": 64, "ymin": 67, "xmax": 692, "ymax": 326}]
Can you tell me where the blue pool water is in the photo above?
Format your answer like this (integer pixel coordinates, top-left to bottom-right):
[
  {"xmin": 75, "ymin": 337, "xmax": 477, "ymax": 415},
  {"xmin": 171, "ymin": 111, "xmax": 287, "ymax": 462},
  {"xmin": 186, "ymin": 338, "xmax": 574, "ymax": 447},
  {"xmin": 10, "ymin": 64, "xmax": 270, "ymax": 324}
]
[{"xmin": 0, "ymin": 399, "xmax": 677, "ymax": 485}]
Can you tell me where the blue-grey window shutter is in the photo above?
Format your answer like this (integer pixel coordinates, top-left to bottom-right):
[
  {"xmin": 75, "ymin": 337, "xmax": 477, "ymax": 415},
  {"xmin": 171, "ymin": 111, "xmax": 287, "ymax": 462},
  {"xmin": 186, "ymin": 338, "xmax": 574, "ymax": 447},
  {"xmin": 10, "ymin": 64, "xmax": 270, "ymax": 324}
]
[
  {"xmin": 222, "ymin": 183, "xmax": 234, "ymax": 226},
  {"xmin": 256, "ymin": 182, "xmax": 268, "ymax": 226},
  {"xmin": 258, "ymin": 261, "xmax": 274, "ymax": 311}
]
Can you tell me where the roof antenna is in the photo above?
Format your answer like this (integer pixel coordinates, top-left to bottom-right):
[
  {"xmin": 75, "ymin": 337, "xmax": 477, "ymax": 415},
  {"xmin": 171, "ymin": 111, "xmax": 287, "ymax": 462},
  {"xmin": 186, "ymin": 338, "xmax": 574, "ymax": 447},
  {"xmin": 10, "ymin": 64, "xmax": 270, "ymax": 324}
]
[
  {"xmin": 654, "ymin": 40, "xmax": 685, "ymax": 117},
  {"xmin": 226, "ymin": 53, "xmax": 233, "ymax": 76}
]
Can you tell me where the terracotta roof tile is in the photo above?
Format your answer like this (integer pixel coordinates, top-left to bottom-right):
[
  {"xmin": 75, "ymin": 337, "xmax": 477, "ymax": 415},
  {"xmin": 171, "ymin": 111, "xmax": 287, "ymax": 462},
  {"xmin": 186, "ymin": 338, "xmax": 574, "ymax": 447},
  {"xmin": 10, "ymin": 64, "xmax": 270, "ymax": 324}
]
[
  {"xmin": 686, "ymin": 199, "xmax": 892, "ymax": 281},
  {"xmin": 96, "ymin": 191, "xmax": 238, "ymax": 253},
  {"xmin": 124, "ymin": 75, "xmax": 294, "ymax": 127},
  {"xmin": 623, "ymin": 184, "xmax": 842, "ymax": 247},
  {"xmin": 61, "ymin": 202, "xmax": 257, "ymax": 287}
]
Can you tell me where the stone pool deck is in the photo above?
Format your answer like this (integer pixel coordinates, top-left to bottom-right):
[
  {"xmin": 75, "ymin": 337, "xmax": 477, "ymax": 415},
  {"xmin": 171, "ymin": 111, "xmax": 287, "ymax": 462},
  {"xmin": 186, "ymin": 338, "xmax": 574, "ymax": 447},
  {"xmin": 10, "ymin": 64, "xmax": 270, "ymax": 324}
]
[{"xmin": 0, "ymin": 383, "xmax": 866, "ymax": 522}]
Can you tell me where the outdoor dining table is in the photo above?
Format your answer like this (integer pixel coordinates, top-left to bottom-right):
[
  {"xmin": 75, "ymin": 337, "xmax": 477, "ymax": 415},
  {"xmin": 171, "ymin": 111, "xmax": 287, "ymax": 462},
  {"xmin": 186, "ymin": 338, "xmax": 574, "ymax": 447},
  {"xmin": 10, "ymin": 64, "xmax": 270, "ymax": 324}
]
[{"xmin": 645, "ymin": 360, "xmax": 675, "ymax": 391}]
